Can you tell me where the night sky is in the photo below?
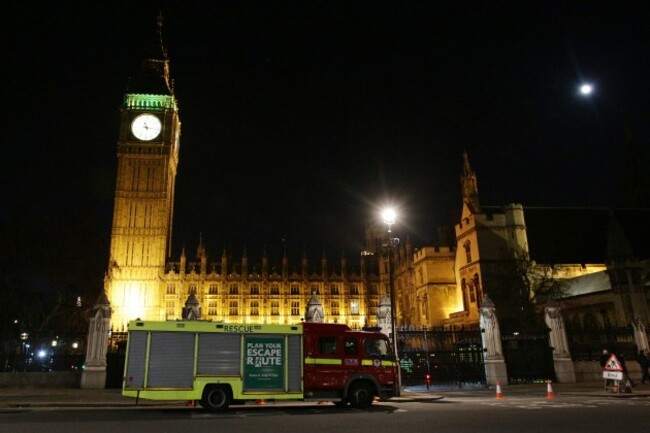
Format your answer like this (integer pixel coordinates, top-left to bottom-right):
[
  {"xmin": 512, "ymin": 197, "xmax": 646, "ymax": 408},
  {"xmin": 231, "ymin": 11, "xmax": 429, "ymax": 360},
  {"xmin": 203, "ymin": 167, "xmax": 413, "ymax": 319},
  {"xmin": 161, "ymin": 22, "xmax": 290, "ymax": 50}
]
[{"xmin": 3, "ymin": 1, "xmax": 649, "ymax": 298}]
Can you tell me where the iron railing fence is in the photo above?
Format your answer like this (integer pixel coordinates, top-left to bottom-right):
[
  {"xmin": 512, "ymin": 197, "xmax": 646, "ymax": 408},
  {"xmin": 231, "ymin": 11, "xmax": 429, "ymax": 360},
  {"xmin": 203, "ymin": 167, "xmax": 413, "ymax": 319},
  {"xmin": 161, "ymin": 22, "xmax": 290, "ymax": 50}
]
[
  {"xmin": 502, "ymin": 333, "xmax": 556, "ymax": 384},
  {"xmin": 396, "ymin": 325, "xmax": 485, "ymax": 387},
  {"xmin": 1, "ymin": 332, "xmax": 87, "ymax": 372},
  {"xmin": 566, "ymin": 325, "xmax": 637, "ymax": 361}
]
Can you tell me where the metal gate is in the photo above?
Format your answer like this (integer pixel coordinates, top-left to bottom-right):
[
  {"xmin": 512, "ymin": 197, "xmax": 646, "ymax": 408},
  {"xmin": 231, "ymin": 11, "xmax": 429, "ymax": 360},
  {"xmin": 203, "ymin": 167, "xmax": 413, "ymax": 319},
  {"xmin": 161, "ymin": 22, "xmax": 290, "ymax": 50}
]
[
  {"xmin": 397, "ymin": 326, "xmax": 485, "ymax": 388},
  {"xmin": 502, "ymin": 333, "xmax": 556, "ymax": 384}
]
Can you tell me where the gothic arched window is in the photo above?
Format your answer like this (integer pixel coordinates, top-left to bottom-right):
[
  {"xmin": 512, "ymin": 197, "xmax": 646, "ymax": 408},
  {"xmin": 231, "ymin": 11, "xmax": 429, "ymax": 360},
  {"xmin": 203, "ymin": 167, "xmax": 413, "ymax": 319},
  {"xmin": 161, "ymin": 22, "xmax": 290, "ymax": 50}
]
[
  {"xmin": 461, "ymin": 278, "xmax": 468, "ymax": 311},
  {"xmin": 464, "ymin": 240, "xmax": 472, "ymax": 263}
]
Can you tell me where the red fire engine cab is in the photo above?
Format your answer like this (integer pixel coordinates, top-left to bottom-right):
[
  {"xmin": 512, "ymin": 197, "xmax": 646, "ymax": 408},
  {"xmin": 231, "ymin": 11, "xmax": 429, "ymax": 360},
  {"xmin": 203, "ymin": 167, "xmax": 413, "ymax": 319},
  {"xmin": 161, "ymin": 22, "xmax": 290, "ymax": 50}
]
[{"xmin": 302, "ymin": 322, "xmax": 397, "ymax": 406}]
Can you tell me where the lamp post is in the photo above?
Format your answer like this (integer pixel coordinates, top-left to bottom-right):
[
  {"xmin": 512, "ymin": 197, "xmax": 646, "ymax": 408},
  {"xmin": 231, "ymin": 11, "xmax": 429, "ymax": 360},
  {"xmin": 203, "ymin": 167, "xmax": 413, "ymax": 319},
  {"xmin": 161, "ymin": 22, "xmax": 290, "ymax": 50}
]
[
  {"xmin": 382, "ymin": 208, "xmax": 401, "ymax": 395},
  {"xmin": 417, "ymin": 295, "xmax": 431, "ymax": 388}
]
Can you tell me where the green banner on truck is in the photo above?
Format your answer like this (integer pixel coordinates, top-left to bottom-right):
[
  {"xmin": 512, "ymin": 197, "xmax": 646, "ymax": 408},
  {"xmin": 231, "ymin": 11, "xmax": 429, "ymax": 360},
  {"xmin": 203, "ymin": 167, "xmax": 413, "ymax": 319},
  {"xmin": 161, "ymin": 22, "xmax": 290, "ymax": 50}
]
[{"xmin": 243, "ymin": 336, "xmax": 285, "ymax": 390}]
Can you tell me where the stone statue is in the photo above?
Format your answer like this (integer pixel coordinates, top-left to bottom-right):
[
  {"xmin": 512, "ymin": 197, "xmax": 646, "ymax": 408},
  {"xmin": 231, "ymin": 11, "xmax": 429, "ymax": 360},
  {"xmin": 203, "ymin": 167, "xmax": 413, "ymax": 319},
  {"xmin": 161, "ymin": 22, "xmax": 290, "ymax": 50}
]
[
  {"xmin": 376, "ymin": 295, "xmax": 392, "ymax": 337},
  {"xmin": 544, "ymin": 298, "xmax": 576, "ymax": 382},
  {"xmin": 479, "ymin": 294, "xmax": 503, "ymax": 359},
  {"xmin": 479, "ymin": 294, "xmax": 508, "ymax": 385},
  {"xmin": 544, "ymin": 298, "xmax": 570, "ymax": 358}
]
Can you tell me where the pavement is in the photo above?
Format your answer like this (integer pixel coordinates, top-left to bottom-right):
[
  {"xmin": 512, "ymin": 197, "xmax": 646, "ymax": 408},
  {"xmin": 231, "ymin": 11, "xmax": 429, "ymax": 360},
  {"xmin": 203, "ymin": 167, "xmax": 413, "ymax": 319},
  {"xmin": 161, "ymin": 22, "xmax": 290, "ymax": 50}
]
[{"xmin": 1, "ymin": 381, "xmax": 649, "ymax": 410}]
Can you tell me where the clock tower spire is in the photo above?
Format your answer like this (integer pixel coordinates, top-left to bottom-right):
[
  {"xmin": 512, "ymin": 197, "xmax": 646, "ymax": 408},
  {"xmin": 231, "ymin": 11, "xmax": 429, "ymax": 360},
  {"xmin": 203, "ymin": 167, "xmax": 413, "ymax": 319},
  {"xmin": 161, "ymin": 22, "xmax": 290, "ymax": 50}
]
[
  {"xmin": 106, "ymin": 15, "xmax": 181, "ymax": 330},
  {"xmin": 130, "ymin": 12, "xmax": 173, "ymax": 96}
]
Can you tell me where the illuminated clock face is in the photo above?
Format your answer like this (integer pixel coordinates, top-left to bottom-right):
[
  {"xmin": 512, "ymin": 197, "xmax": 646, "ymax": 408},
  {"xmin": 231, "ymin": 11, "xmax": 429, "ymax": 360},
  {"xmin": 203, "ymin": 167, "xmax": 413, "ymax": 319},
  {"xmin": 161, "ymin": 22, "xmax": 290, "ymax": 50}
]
[{"xmin": 131, "ymin": 114, "xmax": 162, "ymax": 141}]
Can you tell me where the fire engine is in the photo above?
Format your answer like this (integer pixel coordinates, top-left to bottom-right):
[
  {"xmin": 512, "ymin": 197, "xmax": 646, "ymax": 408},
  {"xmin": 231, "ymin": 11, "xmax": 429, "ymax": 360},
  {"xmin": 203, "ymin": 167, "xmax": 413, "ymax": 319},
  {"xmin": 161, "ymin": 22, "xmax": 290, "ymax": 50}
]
[{"xmin": 122, "ymin": 319, "xmax": 398, "ymax": 411}]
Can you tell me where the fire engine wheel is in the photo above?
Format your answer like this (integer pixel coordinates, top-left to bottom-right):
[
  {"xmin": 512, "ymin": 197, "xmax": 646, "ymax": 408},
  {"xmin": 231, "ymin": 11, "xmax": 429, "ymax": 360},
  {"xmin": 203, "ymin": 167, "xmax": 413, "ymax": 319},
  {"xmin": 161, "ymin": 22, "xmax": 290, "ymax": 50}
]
[
  {"xmin": 201, "ymin": 385, "xmax": 232, "ymax": 412},
  {"xmin": 348, "ymin": 382, "xmax": 375, "ymax": 409}
]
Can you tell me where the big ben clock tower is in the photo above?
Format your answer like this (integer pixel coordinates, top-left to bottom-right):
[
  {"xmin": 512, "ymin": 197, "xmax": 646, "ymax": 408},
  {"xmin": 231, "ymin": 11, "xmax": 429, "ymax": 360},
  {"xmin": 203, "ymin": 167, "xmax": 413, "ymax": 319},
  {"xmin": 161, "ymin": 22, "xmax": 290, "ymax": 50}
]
[{"xmin": 105, "ymin": 16, "xmax": 180, "ymax": 330}]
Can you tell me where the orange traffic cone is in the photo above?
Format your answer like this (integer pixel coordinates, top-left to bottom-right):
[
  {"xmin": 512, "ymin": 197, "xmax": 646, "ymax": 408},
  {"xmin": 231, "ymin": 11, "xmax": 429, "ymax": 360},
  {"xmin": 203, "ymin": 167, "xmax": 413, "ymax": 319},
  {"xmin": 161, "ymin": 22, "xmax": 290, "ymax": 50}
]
[
  {"xmin": 546, "ymin": 380, "xmax": 556, "ymax": 399},
  {"xmin": 495, "ymin": 381, "xmax": 505, "ymax": 399},
  {"xmin": 256, "ymin": 399, "xmax": 266, "ymax": 405}
]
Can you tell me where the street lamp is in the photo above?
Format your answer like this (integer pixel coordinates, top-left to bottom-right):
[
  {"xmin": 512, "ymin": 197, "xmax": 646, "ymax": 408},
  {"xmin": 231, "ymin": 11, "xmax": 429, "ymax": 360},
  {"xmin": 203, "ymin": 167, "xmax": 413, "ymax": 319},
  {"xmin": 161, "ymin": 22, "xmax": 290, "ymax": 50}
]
[
  {"xmin": 382, "ymin": 207, "xmax": 401, "ymax": 395},
  {"xmin": 579, "ymin": 83, "xmax": 594, "ymax": 96}
]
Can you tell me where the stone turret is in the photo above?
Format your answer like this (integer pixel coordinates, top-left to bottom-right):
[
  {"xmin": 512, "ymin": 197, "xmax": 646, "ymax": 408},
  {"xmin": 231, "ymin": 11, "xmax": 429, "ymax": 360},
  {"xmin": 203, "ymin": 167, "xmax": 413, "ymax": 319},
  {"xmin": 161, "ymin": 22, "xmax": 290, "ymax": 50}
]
[
  {"xmin": 197, "ymin": 235, "xmax": 207, "ymax": 275},
  {"xmin": 180, "ymin": 246, "xmax": 186, "ymax": 276},
  {"xmin": 321, "ymin": 251, "xmax": 328, "ymax": 279},
  {"xmin": 221, "ymin": 249, "xmax": 228, "ymax": 275},
  {"xmin": 282, "ymin": 246, "xmax": 288, "ymax": 279},
  {"xmin": 262, "ymin": 248, "xmax": 269, "ymax": 279},
  {"xmin": 242, "ymin": 247, "xmax": 248, "ymax": 279},
  {"xmin": 461, "ymin": 150, "xmax": 480, "ymax": 213},
  {"xmin": 182, "ymin": 293, "xmax": 201, "ymax": 320},
  {"xmin": 301, "ymin": 250, "xmax": 308, "ymax": 280},
  {"xmin": 503, "ymin": 203, "xmax": 528, "ymax": 253},
  {"xmin": 305, "ymin": 291, "xmax": 325, "ymax": 323}
]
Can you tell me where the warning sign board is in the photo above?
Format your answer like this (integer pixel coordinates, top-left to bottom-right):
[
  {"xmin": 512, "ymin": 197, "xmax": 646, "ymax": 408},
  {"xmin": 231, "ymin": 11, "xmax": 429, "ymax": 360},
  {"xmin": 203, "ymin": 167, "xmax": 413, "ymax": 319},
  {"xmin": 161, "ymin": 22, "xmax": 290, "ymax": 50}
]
[
  {"xmin": 603, "ymin": 354, "xmax": 623, "ymax": 372},
  {"xmin": 603, "ymin": 371, "xmax": 624, "ymax": 380}
]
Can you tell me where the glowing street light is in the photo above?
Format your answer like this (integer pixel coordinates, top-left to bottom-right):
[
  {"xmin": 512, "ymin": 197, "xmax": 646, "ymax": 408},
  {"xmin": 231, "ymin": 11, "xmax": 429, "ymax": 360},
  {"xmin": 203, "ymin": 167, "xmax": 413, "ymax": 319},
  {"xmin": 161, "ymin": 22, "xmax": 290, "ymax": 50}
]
[
  {"xmin": 382, "ymin": 207, "xmax": 401, "ymax": 395},
  {"xmin": 579, "ymin": 83, "xmax": 594, "ymax": 96},
  {"xmin": 382, "ymin": 208, "xmax": 396, "ymax": 227}
]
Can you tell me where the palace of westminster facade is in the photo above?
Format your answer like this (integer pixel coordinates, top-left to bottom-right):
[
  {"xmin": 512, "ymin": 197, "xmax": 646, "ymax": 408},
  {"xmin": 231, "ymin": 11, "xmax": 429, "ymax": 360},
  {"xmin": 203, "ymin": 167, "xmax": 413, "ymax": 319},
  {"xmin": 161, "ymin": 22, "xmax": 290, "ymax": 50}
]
[{"xmin": 105, "ymin": 24, "xmax": 649, "ymax": 333}]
